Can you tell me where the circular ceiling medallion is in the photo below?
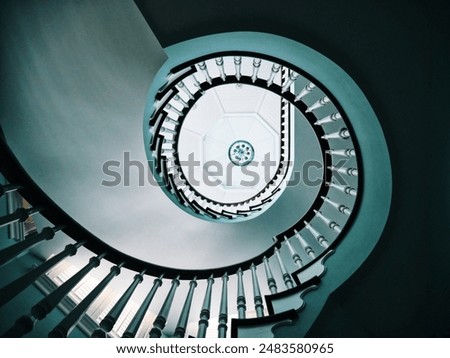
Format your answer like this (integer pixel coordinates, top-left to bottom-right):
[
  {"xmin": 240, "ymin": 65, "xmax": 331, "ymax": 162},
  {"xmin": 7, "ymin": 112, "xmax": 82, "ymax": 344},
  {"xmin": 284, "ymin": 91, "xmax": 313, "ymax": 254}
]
[{"xmin": 228, "ymin": 140, "xmax": 254, "ymax": 166}]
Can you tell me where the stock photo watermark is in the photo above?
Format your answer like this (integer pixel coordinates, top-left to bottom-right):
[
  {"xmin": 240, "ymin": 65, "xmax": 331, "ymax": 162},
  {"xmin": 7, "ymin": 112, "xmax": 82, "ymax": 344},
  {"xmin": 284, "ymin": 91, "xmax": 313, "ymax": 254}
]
[{"xmin": 101, "ymin": 152, "xmax": 351, "ymax": 188}]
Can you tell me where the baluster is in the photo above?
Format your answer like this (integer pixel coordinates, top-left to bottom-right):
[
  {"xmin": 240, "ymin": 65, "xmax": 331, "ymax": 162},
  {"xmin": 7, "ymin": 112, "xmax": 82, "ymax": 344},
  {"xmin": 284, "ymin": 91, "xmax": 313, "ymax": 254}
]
[
  {"xmin": 251, "ymin": 58, "xmax": 261, "ymax": 82},
  {"xmin": 197, "ymin": 275, "xmax": 214, "ymax": 338},
  {"xmin": 285, "ymin": 237, "xmax": 303, "ymax": 268},
  {"xmin": 304, "ymin": 221, "xmax": 329, "ymax": 248},
  {"xmin": 215, "ymin": 57, "xmax": 226, "ymax": 81},
  {"xmin": 123, "ymin": 275, "xmax": 163, "ymax": 338},
  {"xmin": 32, "ymin": 253, "xmax": 106, "ymax": 320},
  {"xmin": 0, "ymin": 242, "xmax": 83, "ymax": 308},
  {"xmin": 187, "ymin": 191, "xmax": 196, "ymax": 202},
  {"xmin": 314, "ymin": 210, "xmax": 342, "ymax": 233},
  {"xmin": 6, "ymin": 191, "xmax": 24, "ymax": 241},
  {"xmin": 281, "ymin": 71, "xmax": 299, "ymax": 93},
  {"xmin": 165, "ymin": 116, "xmax": 180, "ymax": 127},
  {"xmin": 234, "ymin": 56, "xmax": 242, "ymax": 80},
  {"xmin": 294, "ymin": 231, "xmax": 316, "ymax": 259},
  {"xmin": 174, "ymin": 278, "xmax": 197, "ymax": 338},
  {"xmin": 97, "ymin": 270, "xmax": 146, "ymax": 335},
  {"xmin": 48, "ymin": 263, "xmax": 124, "ymax": 338},
  {"xmin": 322, "ymin": 128, "xmax": 350, "ymax": 140},
  {"xmin": 321, "ymin": 196, "xmax": 351, "ymax": 215},
  {"xmin": 161, "ymin": 148, "xmax": 176, "ymax": 157},
  {"xmin": 295, "ymin": 82, "xmax": 316, "ymax": 101},
  {"xmin": 198, "ymin": 61, "xmax": 212, "ymax": 84},
  {"xmin": 263, "ymin": 256, "xmax": 277, "ymax": 294},
  {"xmin": 274, "ymin": 248, "xmax": 294, "ymax": 289},
  {"xmin": 149, "ymin": 276, "xmax": 180, "ymax": 338},
  {"xmin": 181, "ymin": 187, "xmax": 192, "ymax": 198},
  {"xmin": 236, "ymin": 268, "xmax": 246, "ymax": 319},
  {"xmin": 305, "ymin": 96, "xmax": 330, "ymax": 113},
  {"xmin": 1, "ymin": 315, "xmax": 36, "ymax": 338},
  {"xmin": 217, "ymin": 273, "xmax": 228, "ymax": 338},
  {"xmin": 328, "ymin": 165, "xmax": 358, "ymax": 177},
  {"xmin": 267, "ymin": 63, "xmax": 281, "ymax": 86},
  {"xmin": 173, "ymin": 174, "xmax": 185, "ymax": 187},
  {"xmin": 325, "ymin": 148, "xmax": 356, "ymax": 157},
  {"xmin": 326, "ymin": 182, "xmax": 357, "ymax": 196},
  {"xmin": 191, "ymin": 74, "xmax": 205, "ymax": 95},
  {"xmin": 173, "ymin": 94, "xmax": 189, "ymax": 108},
  {"xmin": 314, "ymin": 112, "xmax": 342, "ymax": 125},
  {"xmin": 0, "ymin": 184, "xmax": 21, "ymax": 199},
  {"xmin": 177, "ymin": 81, "xmax": 194, "ymax": 100},
  {"xmin": 0, "ymin": 207, "xmax": 41, "ymax": 228},
  {"xmin": 0, "ymin": 226, "xmax": 62, "ymax": 267},
  {"xmin": 250, "ymin": 264, "xmax": 264, "ymax": 317},
  {"xmin": 165, "ymin": 158, "xmax": 176, "ymax": 171},
  {"xmin": 160, "ymin": 127, "xmax": 177, "ymax": 135},
  {"xmin": 165, "ymin": 103, "xmax": 183, "ymax": 117}
]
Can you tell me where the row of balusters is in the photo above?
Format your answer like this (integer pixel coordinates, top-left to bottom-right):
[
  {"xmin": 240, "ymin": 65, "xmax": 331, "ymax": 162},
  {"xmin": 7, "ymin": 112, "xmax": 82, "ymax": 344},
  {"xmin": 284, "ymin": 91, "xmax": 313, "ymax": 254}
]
[
  {"xmin": 0, "ymin": 184, "xmax": 340, "ymax": 338},
  {"xmin": 156, "ymin": 55, "xmax": 360, "ymax": 151},
  {"xmin": 171, "ymin": 56, "xmax": 331, "ymax": 114}
]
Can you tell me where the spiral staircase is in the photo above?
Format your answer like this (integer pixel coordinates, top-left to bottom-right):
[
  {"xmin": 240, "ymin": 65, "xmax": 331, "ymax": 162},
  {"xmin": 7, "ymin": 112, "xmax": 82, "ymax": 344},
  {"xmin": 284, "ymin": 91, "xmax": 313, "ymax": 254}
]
[{"xmin": 0, "ymin": 0, "xmax": 449, "ymax": 339}]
